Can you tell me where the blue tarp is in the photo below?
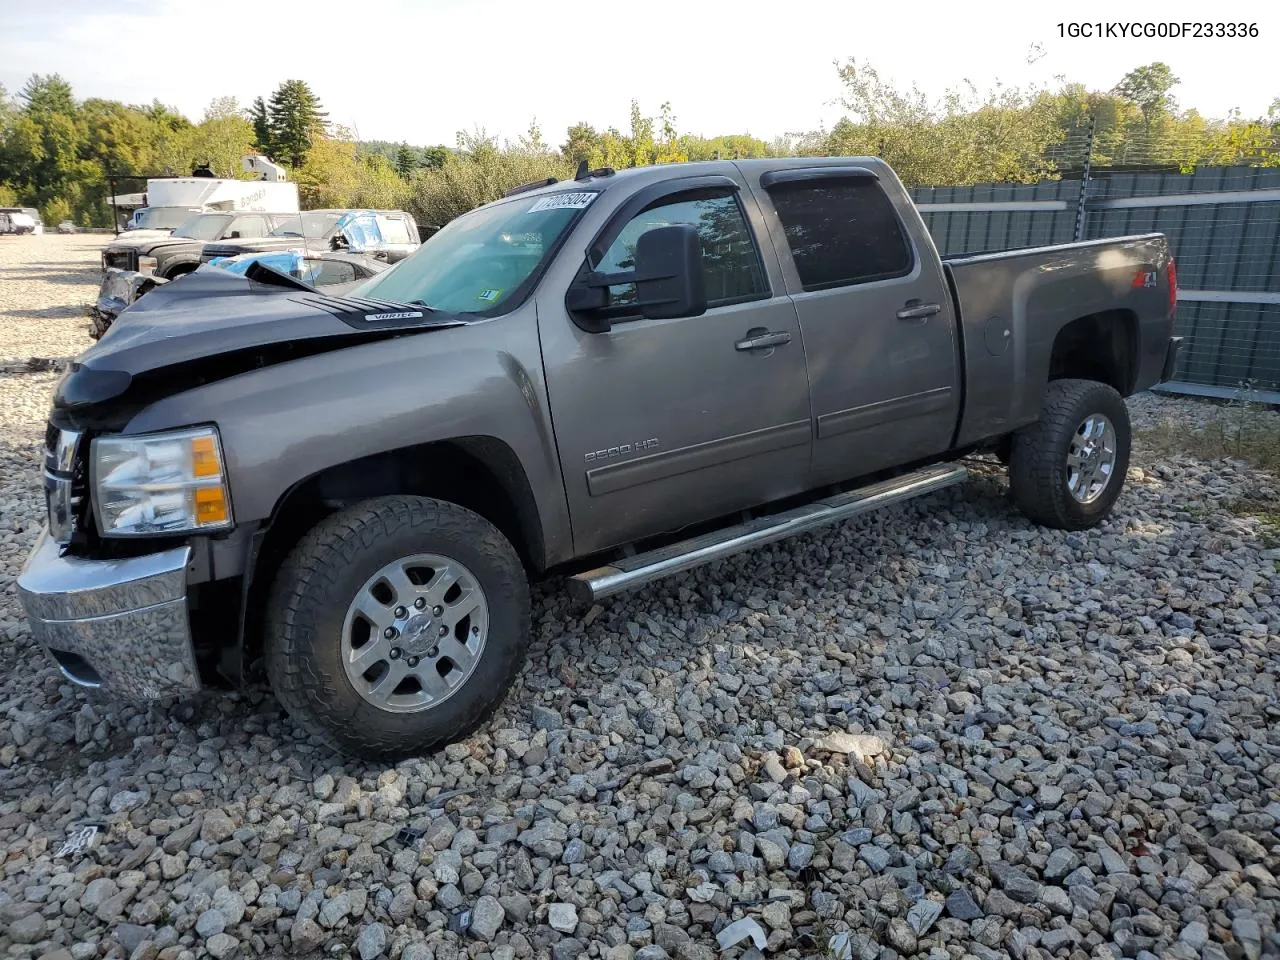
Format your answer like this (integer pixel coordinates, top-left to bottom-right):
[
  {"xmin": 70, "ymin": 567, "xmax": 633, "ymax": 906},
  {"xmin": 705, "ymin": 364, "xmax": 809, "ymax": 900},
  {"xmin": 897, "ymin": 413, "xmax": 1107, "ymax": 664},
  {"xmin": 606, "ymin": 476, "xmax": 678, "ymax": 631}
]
[{"xmin": 209, "ymin": 249, "xmax": 307, "ymax": 277}]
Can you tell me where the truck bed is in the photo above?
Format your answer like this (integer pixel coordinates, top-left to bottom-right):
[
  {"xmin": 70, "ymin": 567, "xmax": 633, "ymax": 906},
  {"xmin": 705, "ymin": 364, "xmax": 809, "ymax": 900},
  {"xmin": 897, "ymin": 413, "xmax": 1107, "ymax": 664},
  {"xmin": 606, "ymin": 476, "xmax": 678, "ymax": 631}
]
[{"xmin": 944, "ymin": 233, "xmax": 1174, "ymax": 449}]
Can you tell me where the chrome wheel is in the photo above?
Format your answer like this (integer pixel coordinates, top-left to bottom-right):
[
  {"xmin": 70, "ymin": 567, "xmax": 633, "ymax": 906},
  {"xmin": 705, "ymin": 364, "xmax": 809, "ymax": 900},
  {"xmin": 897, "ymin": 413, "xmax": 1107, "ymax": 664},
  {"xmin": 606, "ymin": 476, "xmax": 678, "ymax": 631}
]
[
  {"xmin": 1066, "ymin": 413, "xmax": 1117, "ymax": 504},
  {"xmin": 341, "ymin": 553, "xmax": 489, "ymax": 714}
]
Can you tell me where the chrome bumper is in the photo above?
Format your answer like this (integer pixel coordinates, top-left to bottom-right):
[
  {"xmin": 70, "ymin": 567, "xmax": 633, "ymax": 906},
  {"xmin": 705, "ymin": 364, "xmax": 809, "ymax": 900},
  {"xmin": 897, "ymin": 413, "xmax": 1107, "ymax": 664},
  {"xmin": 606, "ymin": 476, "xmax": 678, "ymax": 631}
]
[{"xmin": 16, "ymin": 529, "xmax": 200, "ymax": 700}]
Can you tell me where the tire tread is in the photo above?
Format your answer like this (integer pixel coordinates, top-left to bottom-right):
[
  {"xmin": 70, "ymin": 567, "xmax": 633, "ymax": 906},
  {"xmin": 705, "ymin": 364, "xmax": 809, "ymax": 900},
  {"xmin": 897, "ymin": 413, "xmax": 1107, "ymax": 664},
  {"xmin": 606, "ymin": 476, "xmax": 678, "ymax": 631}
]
[{"xmin": 263, "ymin": 496, "xmax": 529, "ymax": 758}]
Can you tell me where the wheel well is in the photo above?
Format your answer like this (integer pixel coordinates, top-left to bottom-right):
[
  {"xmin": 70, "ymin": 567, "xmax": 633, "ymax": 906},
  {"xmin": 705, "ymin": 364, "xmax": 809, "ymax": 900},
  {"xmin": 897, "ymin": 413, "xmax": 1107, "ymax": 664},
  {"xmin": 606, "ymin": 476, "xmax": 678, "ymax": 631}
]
[
  {"xmin": 162, "ymin": 263, "xmax": 197, "ymax": 280},
  {"xmin": 231, "ymin": 438, "xmax": 544, "ymax": 682},
  {"xmin": 1048, "ymin": 310, "xmax": 1138, "ymax": 395}
]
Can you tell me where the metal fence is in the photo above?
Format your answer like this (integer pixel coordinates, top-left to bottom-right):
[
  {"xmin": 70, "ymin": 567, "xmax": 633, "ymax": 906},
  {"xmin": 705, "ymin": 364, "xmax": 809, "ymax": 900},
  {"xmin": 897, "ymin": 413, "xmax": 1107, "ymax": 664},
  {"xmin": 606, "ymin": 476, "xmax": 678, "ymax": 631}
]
[{"xmin": 909, "ymin": 166, "xmax": 1280, "ymax": 404}]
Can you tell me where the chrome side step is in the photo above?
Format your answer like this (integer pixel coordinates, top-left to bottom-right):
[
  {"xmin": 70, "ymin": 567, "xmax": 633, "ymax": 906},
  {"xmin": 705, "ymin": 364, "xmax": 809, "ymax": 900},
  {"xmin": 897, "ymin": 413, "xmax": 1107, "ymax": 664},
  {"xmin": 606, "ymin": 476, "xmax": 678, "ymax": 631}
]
[{"xmin": 568, "ymin": 462, "xmax": 967, "ymax": 604}]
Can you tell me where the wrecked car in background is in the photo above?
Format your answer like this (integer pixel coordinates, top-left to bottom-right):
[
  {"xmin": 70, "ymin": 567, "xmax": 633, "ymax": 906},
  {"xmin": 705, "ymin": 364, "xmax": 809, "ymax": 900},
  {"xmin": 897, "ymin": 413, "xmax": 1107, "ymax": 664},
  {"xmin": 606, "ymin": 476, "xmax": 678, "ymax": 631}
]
[
  {"xmin": 88, "ymin": 247, "xmax": 392, "ymax": 339},
  {"xmin": 200, "ymin": 208, "xmax": 421, "ymax": 264}
]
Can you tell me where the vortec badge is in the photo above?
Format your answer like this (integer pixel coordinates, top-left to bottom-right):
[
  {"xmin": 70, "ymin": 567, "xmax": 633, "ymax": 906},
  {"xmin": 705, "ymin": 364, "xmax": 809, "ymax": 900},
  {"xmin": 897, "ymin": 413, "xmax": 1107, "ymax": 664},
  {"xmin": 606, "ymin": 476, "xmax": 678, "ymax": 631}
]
[{"xmin": 365, "ymin": 311, "xmax": 424, "ymax": 322}]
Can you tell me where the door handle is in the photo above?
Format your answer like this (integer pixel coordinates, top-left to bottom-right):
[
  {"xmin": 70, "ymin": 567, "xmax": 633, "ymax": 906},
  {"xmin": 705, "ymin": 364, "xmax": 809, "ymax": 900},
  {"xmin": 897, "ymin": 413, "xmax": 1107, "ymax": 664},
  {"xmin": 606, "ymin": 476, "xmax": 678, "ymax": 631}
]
[
  {"xmin": 735, "ymin": 330, "xmax": 792, "ymax": 351},
  {"xmin": 896, "ymin": 301, "xmax": 942, "ymax": 321}
]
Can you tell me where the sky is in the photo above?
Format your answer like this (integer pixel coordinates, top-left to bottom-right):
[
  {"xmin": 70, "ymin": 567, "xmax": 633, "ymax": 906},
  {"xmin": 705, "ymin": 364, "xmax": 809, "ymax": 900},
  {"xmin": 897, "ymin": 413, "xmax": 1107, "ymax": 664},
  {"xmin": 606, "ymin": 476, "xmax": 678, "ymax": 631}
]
[{"xmin": 2, "ymin": 1, "xmax": 1276, "ymax": 148}]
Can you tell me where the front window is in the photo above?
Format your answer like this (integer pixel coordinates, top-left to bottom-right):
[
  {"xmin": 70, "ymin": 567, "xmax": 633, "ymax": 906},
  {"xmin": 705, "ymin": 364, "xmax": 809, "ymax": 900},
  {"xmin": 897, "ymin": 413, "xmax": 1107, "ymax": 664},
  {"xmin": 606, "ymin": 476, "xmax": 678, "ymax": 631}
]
[
  {"xmin": 137, "ymin": 208, "xmax": 202, "ymax": 231},
  {"xmin": 172, "ymin": 214, "xmax": 233, "ymax": 241},
  {"xmin": 270, "ymin": 211, "xmax": 345, "ymax": 239},
  {"xmin": 352, "ymin": 191, "xmax": 596, "ymax": 314}
]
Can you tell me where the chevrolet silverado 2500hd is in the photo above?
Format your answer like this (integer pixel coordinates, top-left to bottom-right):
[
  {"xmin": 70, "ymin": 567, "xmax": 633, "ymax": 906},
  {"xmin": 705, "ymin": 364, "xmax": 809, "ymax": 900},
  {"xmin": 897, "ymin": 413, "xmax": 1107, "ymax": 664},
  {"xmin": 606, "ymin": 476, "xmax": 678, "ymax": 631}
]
[{"xmin": 18, "ymin": 157, "xmax": 1181, "ymax": 758}]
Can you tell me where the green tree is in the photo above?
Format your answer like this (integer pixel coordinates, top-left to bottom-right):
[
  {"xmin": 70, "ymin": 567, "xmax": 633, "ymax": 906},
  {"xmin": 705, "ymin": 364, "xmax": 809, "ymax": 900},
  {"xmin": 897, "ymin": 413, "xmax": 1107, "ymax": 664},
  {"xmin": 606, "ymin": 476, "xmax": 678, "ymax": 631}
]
[
  {"xmin": 20, "ymin": 74, "xmax": 75, "ymax": 116},
  {"xmin": 420, "ymin": 146, "xmax": 449, "ymax": 169},
  {"xmin": 249, "ymin": 96, "xmax": 271, "ymax": 155},
  {"xmin": 140, "ymin": 99, "xmax": 190, "ymax": 133},
  {"xmin": 188, "ymin": 98, "xmax": 255, "ymax": 177},
  {"xmin": 1113, "ymin": 63, "xmax": 1179, "ymax": 128},
  {"xmin": 562, "ymin": 122, "xmax": 601, "ymax": 165},
  {"xmin": 267, "ymin": 80, "xmax": 328, "ymax": 167},
  {"xmin": 394, "ymin": 142, "xmax": 417, "ymax": 178}
]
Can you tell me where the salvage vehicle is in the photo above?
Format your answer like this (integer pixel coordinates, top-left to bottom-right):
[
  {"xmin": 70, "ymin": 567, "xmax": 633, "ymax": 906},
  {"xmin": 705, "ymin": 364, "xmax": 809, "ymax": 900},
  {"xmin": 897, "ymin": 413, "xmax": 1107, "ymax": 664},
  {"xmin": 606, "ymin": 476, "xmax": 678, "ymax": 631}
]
[
  {"xmin": 19, "ymin": 157, "xmax": 1180, "ymax": 758},
  {"xmin": 87, "ymin": 248, "xmax": 391, "ymax": 339},
  {"xmin": 101, "ymin": 210, "xmax": 302, "ymax": 280},
  {"xmin": 200, "ymin": 209, "xmax": 421, "ymax": 265},
  {"xmin": 0, "ymin": 209, "xmax": 38, "ymax": 235}
]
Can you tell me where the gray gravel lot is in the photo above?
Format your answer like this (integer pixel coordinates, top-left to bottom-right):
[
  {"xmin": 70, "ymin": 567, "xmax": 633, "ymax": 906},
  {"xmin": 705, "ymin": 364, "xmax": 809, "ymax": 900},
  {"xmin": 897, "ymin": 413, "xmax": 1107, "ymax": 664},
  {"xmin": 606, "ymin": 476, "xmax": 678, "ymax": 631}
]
[
  {"xmin": 0, "ymin": 234, "xmax": 103, "ymax": 364},
  {"xmin": 1, "ymin": 237, "xmax": 1279, "ymax": 960}
]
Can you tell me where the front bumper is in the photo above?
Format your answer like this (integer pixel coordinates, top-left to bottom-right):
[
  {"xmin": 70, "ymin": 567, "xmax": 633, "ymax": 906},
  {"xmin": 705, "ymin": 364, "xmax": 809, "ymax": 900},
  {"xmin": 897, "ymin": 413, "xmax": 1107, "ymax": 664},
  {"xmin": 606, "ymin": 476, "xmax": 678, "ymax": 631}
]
[{"xmin": 16, "ymin": 529, "xmax": 201, "ymax": 700}]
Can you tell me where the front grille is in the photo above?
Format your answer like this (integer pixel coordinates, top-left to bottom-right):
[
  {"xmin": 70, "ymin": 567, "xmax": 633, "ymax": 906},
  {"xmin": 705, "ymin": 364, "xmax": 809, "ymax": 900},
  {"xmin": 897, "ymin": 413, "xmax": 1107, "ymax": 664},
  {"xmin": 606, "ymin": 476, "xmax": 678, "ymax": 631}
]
[
  {"xmin": 102, "ymin": 248, "xmax": 137, "ymax": 272},
  {"xmin": 44, "ymin": 425, "xmax": 85, "ymax": 544}
]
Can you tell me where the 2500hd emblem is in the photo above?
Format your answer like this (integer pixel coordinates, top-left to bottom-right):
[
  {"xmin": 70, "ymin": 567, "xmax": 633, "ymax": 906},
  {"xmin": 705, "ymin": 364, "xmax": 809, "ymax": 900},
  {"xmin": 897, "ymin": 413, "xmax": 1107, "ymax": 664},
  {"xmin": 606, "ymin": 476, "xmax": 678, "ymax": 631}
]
[{"xmin": 584, "ymin": 438, "xmax": 659, "ymax": 463}]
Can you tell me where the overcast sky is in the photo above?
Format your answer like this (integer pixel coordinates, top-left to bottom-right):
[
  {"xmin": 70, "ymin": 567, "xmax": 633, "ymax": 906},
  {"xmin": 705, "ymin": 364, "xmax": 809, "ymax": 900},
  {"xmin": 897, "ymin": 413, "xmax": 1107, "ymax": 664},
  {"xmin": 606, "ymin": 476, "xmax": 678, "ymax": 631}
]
[{"xmin": 2, "ymin": 1, "xmax": 1275, "ymax": 147}]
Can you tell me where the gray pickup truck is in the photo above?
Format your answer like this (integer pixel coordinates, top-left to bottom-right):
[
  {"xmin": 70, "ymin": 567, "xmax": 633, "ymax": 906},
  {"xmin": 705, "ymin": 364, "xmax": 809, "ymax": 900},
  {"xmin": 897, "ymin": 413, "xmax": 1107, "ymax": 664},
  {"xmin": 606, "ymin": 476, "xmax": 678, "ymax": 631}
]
[{"xmin": 19, "ymin": 157, "xmax": 1180, "ymax": 758}]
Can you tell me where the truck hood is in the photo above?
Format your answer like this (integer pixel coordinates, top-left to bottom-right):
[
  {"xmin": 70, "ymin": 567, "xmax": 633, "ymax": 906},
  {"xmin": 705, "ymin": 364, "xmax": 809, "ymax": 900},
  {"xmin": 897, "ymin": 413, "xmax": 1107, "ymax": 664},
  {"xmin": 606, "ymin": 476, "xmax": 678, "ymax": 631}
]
[
  {"xmin": 56, "ymin": 268, "xmax": 463, "ymax": 426},
  {"xmin": 108, "ymin": 232, "xmax": 189, "ymax": 252}
]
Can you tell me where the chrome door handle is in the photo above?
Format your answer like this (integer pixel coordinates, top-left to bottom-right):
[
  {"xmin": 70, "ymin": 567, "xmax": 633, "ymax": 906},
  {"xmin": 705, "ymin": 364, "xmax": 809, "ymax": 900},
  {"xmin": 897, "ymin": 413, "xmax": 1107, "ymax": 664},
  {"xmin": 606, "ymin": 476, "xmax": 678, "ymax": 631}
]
[
  {"xmin": 735, "ymin": 330, "xmax": 792, "ymax": 351},
  {"xmin": 896, "ymin": 301, "xmax": 942, "ymax": 321}
]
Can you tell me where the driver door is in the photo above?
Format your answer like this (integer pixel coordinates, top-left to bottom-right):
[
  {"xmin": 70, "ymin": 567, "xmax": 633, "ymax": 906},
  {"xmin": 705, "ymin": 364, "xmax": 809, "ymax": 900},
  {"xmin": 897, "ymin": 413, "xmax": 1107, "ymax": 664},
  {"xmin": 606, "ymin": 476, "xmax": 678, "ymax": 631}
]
[{"xmin": 539, "ymin": 176, "xmax": 813, "ymax": 555}]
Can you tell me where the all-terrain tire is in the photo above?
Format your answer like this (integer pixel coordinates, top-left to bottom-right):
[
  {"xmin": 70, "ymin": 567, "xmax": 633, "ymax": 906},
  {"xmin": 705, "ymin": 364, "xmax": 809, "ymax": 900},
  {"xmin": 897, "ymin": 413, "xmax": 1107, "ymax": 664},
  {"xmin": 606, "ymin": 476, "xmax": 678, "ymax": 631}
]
[
  {"xmin": 264, "ymin": 495, "xmax": 530, "ymax": 759},
  {"xmin": 1008, "ymin": 378, "xmax": 1131, "ymax": 530}
]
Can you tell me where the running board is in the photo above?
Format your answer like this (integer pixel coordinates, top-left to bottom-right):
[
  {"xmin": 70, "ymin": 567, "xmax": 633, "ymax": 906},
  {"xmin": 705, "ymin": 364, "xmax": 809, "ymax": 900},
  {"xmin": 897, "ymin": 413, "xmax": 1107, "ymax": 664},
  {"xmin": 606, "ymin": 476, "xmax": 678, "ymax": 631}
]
[{"xmin": 567, "ymin": 462, "xmax": 967, "ymax": 604}]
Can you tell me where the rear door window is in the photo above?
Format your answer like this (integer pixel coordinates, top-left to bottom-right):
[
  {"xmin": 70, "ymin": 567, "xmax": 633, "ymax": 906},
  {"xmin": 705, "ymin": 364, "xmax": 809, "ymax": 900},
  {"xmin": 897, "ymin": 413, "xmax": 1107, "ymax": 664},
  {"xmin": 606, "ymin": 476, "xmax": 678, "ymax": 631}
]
[{"xmin": 766, "ymin": 178, "xmax": 913, "ymax": 291}]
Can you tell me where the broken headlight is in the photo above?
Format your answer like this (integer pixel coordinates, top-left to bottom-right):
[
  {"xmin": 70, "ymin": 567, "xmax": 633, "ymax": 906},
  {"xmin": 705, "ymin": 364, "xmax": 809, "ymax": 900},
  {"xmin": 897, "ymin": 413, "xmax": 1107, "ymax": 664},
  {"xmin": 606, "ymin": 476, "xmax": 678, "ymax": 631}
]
[{"xmin": 90, "ymin": 427, "xmax": 233, "ymax": 536}]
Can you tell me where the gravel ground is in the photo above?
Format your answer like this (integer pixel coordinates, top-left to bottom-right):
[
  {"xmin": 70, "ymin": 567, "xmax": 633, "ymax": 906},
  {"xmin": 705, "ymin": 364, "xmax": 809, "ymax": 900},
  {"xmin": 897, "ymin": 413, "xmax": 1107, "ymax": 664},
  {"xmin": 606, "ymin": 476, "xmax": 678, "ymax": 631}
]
[
  {"xmin": 0, "ymin": 234, "xmax": 102, "ymax": 365},
  {"xmin": 2, "ymin": 238, "xmax": 1279, "ymax": 960}
]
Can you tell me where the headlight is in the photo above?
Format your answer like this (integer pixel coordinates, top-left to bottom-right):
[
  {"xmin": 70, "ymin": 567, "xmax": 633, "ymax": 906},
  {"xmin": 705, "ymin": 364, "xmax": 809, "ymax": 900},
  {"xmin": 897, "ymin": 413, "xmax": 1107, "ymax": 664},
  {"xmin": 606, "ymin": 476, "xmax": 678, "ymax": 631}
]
[
  {"xmin": 91, "ymin": 427, "xmax": 233, "ymax": 537},
  {"xmin": 138, "ymin": 256, "xmax": 158, "ymax": 276}
]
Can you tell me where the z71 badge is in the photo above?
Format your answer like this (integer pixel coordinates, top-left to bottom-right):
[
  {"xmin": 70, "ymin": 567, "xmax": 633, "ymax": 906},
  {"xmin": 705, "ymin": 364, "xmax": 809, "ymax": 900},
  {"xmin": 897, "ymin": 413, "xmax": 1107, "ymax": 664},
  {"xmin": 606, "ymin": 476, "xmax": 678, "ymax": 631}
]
[{"xmin": 584, "ymin": 438, "xmax": 659, "ymax": 463}]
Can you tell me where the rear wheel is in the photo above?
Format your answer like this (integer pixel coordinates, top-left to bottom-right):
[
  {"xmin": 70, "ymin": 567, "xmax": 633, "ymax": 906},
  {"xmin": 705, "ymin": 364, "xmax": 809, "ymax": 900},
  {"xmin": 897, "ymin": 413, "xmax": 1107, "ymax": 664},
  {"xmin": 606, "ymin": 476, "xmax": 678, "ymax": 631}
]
[
  {"xmin": 1008, "ymin": 378, "xmax": 1131, "ymax": 530},
  {"xmin": 264, "ymin": 495, "xmax": 529, "ymax": 758}
]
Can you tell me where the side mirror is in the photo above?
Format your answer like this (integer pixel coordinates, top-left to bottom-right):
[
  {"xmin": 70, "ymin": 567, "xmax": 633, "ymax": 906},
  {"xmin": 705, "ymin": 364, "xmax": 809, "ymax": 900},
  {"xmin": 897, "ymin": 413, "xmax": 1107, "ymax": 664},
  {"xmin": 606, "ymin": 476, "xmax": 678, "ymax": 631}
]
[{"xmin": 633, "ymin": 224, "xmax": 706, "ymax": 320}]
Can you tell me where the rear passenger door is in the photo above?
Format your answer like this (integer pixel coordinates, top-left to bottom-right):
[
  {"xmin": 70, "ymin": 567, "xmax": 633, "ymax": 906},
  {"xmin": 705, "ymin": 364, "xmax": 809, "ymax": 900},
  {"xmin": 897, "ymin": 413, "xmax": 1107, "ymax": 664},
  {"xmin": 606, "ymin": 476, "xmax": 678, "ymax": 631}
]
[{"xmin": 752, "ymin": 168, "xmax": 961, "ymax": 486}]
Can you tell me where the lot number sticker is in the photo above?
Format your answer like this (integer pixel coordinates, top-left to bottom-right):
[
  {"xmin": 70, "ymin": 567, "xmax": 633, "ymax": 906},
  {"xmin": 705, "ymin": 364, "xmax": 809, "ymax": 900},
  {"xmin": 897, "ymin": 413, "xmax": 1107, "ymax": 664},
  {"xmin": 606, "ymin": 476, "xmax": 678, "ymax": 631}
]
[{"xmin": 527, "ymin": 192, "xmax": 596, "ymax": 213}]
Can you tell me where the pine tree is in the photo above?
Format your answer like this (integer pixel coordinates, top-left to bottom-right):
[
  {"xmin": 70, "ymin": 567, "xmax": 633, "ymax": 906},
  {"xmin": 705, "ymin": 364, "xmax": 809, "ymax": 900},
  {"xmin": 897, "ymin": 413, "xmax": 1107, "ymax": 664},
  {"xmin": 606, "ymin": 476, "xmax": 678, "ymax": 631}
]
[
  {"xmin": 249, "ymin": 96, "xmax": 272, "ymax": 156},
  {"xmin": 394, "ymin": 142, "xmax": 417, "ymax": 178},
  {"xmin": 266, "ymin": 80, "xmax": 328, "ymax": 168}
]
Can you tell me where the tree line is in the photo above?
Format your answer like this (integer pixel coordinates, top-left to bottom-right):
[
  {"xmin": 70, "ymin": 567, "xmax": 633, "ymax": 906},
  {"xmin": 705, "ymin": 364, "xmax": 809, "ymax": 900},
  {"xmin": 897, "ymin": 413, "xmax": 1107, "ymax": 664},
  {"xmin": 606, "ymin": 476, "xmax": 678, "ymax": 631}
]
[{"xmin": 1, "ymin": 64, "xmax": 1276, "ymax": 231}]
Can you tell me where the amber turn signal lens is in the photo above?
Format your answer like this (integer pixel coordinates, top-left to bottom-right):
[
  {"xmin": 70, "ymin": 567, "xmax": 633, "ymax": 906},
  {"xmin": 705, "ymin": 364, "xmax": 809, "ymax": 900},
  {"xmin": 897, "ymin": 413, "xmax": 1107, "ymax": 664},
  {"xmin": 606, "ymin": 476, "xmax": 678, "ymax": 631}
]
[
  {"xmin": 194, "ymin": 486, "xmax": 229, "ymax": 525},
  {"xmin": 191, "ymin": 434, "xmax": 221, "ymax": 478}
]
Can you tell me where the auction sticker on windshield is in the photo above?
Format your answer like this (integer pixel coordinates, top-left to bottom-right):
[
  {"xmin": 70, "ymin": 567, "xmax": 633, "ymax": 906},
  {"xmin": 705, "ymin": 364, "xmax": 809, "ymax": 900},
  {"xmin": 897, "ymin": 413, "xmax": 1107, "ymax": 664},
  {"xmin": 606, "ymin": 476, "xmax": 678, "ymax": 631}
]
[{"xmin": 527, "ymin": 192, "xmax": 596, "ymax": 213}]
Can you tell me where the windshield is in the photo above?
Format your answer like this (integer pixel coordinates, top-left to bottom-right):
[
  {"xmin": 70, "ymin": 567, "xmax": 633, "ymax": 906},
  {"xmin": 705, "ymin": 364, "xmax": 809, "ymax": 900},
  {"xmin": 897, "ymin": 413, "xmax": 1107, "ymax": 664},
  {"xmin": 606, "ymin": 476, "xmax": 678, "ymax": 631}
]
[
  {"xmin": 351, "ymin": 191, "xmax": 595, "ymax": 314},
  {"xmin": 173, "ymin": 213, "xmax": 232, "ymax": 241},
  {"xmin": 135, "ymin": 207, "xmax": 199, "ymax": 231},
  {"xmin": 269, "ymin": 211, "xmax": 345, "ymax": 238}
]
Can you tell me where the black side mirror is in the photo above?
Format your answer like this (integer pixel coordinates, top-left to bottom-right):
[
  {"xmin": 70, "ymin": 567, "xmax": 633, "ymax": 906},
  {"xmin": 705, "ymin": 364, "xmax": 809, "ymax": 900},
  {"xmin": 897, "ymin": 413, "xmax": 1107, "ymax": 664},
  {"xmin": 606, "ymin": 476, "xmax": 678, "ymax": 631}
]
[
  {"xmin": 633, "ymin": 224, "xmax": 706, "ymax": 320},
  {"xmin": 565, "ymin": 223, "xmax": 706, "ymax": 333}
]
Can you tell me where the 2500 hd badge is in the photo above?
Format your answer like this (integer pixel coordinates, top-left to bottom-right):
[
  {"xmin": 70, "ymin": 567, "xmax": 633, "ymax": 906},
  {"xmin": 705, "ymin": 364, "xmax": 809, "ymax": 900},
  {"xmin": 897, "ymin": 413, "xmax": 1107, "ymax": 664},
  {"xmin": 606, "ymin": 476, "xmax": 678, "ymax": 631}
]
[{"xmin": 584, "ymin": 438, "xmax": 659, "ymax": 463}]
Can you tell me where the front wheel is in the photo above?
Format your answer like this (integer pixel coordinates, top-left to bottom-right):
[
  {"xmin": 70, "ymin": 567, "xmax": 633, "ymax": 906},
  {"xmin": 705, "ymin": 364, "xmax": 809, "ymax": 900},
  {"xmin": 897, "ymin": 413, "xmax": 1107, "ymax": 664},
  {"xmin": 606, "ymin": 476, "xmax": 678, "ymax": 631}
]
[
  {"xmin": 264, "ymin": 495, "xmax": 530, "ymax": 759},
  {"xmin": 1008, "ymin": 378, "xmax": 1131, "ymax": 530}
]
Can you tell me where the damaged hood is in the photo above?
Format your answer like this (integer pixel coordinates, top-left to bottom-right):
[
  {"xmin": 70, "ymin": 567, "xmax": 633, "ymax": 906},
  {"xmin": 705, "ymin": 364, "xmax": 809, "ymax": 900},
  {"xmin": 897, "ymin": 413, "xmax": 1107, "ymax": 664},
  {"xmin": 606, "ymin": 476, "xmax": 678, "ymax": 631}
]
[
  {"xmin": 107, "ymin": 231, "xmax": 185, "ymax": 251},
  {"xmin": 57, "ymin": 267, "xmax": 463, "ymax": 420}
]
